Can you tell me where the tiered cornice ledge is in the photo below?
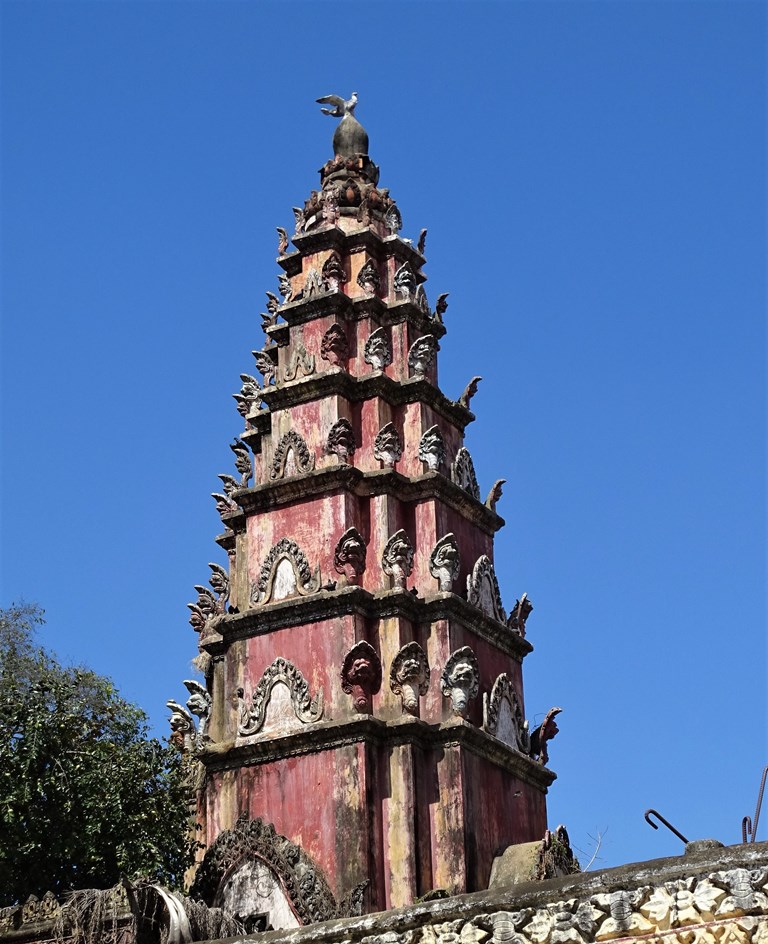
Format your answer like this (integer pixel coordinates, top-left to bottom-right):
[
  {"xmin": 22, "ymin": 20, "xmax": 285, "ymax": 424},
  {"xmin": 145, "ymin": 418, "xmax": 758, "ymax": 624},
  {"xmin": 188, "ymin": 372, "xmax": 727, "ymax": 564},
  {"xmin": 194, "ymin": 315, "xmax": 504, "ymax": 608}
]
[
  {"xmin": 202, "ymin": 586, "xmax": 531, "ymax": 661},
  {"xmin": 201, "ymin": 714, "xmax": 555, "ymax": 790},
  {"xmin": 255, "ymin": 372, "xmax": 474, "ymax": 429},
  {"xmin": 225, "ymin": 466, "xmax": 502, "ymax": 535},
  {"xmin": 288, "ymin": 226, "xmax": 426, "ymax": 272}
]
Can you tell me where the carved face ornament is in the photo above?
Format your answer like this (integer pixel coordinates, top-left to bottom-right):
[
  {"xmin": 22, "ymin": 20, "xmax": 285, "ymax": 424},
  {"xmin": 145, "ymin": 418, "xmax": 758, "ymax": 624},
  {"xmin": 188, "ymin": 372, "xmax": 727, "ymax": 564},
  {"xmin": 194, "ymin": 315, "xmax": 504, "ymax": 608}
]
[{"xmin": 441, "ymin": 647, "xmax": 479, "ymax": 719}]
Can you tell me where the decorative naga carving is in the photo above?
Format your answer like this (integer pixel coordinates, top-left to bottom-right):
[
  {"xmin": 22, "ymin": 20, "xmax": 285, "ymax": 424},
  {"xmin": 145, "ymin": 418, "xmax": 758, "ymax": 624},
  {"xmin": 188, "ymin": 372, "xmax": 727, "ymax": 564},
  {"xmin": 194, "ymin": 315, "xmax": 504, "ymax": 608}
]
[
  {"xmin": 167, "ymin": 699, "xmax": 194, "ymax": 751},
  {"xmin": 434, "ymin": 292, "xmax": 449, "ymax": 323},
  {"xmin": 418, "ymin": 425, "xmax": 446, "ymax": 471},
  {"xmin": 333, "ymin": 527, "xmax": 367, "ymax": 583},
  {"xmin": 483, "ymin": 674, "xmax": 530, "ymax": 753},
  {"xmin": 529, "ymin": 707, "xmax": 562, "ymax": 766},
  {"xmin": 320, "ymin": 324, "xmax": 349, "ymax": 367},
  {"xmin": 234, "ymin": 373, "xmax": 262, "ymax": 418},
  {"xmin": 187, "ymin": 583, "xmax": 218, "ymax": 634},
  {"xmin": 407, "ymin": 334, "xmax": 438, "ymax": 378},
  {"xmin": 184, "ymin": 679, "xmax": 212, "ymax": 748},
  {"xmin": 466, "ymin": 555, "xmax": 506, "ymax": 623},
  {"xmin": 393, "ymin": 262, "xmax": 416, "ymax": 301},
  {"xmin": 508, "ymin": 593, "xmax": 533, "ymax": 636},
  {"xmin": 458, "ymin": 375, "xmax": 482, "ymax": 410},
  {"xmin": 238, "ymin": 657, "xmax": 324, "ymax": 736},
  {"xmin": 452, "ymin": 446, "xmax": 480, "ymax": 500},
  {"xmin": 382, "ymin": 529, "xmax": 414, "ymax": 589},
  {"xmin": 485, "ymin": 479, "xmax": 505, "ymax": 511},
  {"xmin": 251, "ymin": 538, "xmax": 320, "ymax": 604},
  {"xmin": 277, "ymin": 274, "xmax": 293, "ymax": 304},
  {"xmin": 254, "ymin": 348, "xmax": 278, "ymax": 386},
  {"xmin": 276, "ymin": 226, "xmax": 289, "ymax": 255},
  {"xmin": 265, "ymin": 291, "xmax": 280, "ymax": 317},
  {"xmin": 390, "ymin": 641, "xmax": 430, "ymax": 715},
  {"xmin": 322, "ymin": 251, "xmax": 347, "ymax": 291},
  {"xmin": 441, "ymin": 646, "xmax": 480, "ymax": 719},
  {"xmin": 414, "ymin": 285, "xmax": 430, "ymax": 314},
  {"xmin": 341, "ymin": 641, "xmax": 382, "ymax": 712},
  {"xmin": 385, "ymin": 204, "xmax": 403, "ymax": 234},
  {"xmin": 190, "ymin": 813, "xmax": 366, "ymax": 923},
  {"xmin": 325, "ymin": 418, "xmax": 356, "ymax": 463},
  {"xmin": 230, "ymin": 440, "xmax": 253, "ymax": 488},
  {"xmin": 208, "ymin": 562, "xmax": 229, "ymax": 612},
  {"xmin": 429, "ymin": 533, "xmax": 460, "ymax": 592},
  {"xmin": 417, "ymin": 228, "xmax": 427, "ymax": 255},
  {"xmin": 283, "ymin": 341, "xmax": 316, "ymax": 383},
  {"xmin": 270, "ymin": 430, "xmax": 316, "ymax": 479},
  {"xmin": 373, "ymin": 422, "xmax": 403, "ymax": 468},
  {"xmin": 364, "ymin": 327, "xmax": 392, "ymax": 371},
  {"xmin": 356, "ymin": 259, "xmax": 380, "ymax": 295},
  {"xmin": 211, "ymin": 478, "xmax": 237, "ymax": 518}
]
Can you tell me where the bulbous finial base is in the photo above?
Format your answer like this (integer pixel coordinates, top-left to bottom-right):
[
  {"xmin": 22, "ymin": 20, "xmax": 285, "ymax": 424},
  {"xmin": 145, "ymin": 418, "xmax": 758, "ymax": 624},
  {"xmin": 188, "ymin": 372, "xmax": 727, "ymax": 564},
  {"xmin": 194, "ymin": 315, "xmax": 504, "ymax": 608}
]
[{"xmin": 333, "ymin": 115, "xmax": 369, "ymax": 158}]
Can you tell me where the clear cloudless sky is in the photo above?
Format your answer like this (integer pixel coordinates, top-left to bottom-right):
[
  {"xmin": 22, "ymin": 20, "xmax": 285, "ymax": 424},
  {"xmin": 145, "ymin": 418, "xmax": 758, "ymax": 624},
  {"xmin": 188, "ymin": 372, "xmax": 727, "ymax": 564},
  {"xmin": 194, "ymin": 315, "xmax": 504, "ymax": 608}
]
[{"xmin": 1, "ymin": 1, "xmax": 765, "ymax": 873}]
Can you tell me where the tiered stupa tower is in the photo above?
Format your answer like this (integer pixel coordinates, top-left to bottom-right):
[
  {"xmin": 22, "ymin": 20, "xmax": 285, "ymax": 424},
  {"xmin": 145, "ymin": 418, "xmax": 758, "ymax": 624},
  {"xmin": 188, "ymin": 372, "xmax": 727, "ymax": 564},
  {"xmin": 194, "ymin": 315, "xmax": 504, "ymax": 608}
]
[{"xmin": 172, "ymin": 96, "xmax": 562, "ymax": 931}]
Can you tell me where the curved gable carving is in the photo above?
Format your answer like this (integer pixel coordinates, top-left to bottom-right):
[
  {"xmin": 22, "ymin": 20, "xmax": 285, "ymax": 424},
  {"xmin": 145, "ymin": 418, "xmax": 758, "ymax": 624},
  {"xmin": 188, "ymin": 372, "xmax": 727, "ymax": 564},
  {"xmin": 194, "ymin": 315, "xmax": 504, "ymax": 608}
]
[
  {"xmin": 238, "ymin": 656, "xmax": 324, "ymax": 736},
  {"xmin": 466, "ymin": 554, "xmax": 506, "ymax": 623},
  {"xmin": 251, "ymin": 538, "xmax": 319, "ymax": 605},
  {"xmin": 452, "ymin": 447, "xmax": 480, "ymax": 500},
  {"xmin": 270, "ymin": 431, "xmax": 315, "ymax": 480},
  {"xmin": 190, "ymin": 815, "xmax": 367, "ymax": 925},
  {"xmin": 483, "ymin": 673, "xmax": 530, "ymax": 753}
]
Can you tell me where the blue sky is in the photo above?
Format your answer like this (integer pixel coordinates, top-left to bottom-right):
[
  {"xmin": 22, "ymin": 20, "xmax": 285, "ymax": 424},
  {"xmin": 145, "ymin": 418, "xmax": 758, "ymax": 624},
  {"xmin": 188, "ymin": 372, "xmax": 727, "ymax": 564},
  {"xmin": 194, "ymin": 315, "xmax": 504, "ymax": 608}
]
[{"xmin": 2, "ymin": 1, "xmax": 765, "ymax": 872}]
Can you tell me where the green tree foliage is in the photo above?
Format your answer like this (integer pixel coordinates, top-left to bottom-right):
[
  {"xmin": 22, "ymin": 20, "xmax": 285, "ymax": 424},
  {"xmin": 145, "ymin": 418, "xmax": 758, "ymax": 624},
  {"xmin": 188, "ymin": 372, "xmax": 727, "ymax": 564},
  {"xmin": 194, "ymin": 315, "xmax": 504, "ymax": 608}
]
[{"xmin": 0, "ymin": 603, "xmax": 194, "ymax": 907}]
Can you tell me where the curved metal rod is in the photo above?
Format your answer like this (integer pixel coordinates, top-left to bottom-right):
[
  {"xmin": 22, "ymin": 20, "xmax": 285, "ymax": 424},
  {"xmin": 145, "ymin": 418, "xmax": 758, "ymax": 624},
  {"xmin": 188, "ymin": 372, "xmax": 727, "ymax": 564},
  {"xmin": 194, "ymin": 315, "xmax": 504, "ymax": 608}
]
[
  {"xmin": 751, "ymin": 765, "xmax": 768, "ymax": 842},
  {"xmin": 644, "ymin": 808, "xmax": 689, "ymax": 845},
  {"xmin": 742, "ymin": 816, "xmax": 753, "ymax": 844}
]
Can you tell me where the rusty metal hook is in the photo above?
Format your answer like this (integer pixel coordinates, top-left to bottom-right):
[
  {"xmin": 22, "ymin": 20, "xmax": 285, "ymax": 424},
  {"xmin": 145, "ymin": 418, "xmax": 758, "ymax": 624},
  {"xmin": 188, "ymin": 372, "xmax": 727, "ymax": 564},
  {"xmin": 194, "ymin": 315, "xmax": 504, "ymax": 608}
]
[
  {"xmin": 742, "ymin": 816, "xmax": 753, "ymax": 844},
  {"xmin": 644, "ymin": 809, "xmax": 689, "ymax": 845},
  {"xmin": 750, "ymin": 765, "xmax": 768, "ymax": 843}
]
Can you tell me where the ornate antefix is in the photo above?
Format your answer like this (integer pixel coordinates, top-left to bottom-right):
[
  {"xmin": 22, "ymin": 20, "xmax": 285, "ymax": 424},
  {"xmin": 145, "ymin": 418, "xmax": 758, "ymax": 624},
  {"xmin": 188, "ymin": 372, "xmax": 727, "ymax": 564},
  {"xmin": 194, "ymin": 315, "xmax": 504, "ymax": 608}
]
[
  {"xmin": 385, "ymin": 204, "xmax": 403, "ymax": 235},
  {"xmin": 441, "ymin": 646, "xmax": 480, "ymax": 719},
  {"xmin": 190, "ymin": 814, "xmax": 366, "ymax": 924},
  {"xmin": 373, "ymin": 422, "xmax": 403, "ymax": 468},
  {"xmin": 320, "ymin": 324, "xmax": 349, "ymax": 367},
  {"xmin": 466, "ymin": 555, "xmax": 506, "ymax": 623},
  {"xmin": 508, "ymin": 593, "xmax": 533, "ymax": 636},
  {"xmin": 322, "ymin": 251, "xmax": 347, "ymax": 291},
  {"xmin": 393, "ymin": 262, "xmax": 416, "ymax": 301},
  {"xmin": 341, "ymin": 641, "xmax": 382, "ymax": 712},
  {"xmin": 529, "ymin": 706, "xmax": 562, "ymax": 766},
  {"xmin": 390, "ymin": 641, "xmax": 430, "ymax": 715},
  {"xmin": 238, "ymin": 657, "xmax": 324, "ymax": 736},
  {"xmin": 333, "ymin": 527, "xmax": 367, "ymax": 583},
  {"xmin": 418, "ymin": 425, "xmax": 445, "ymax": 471},
  {"xmin": 452, "ymin": 446, "xmax": 480, "ymax": 500},
  {"xmin": 356, "ymin": 258, "xmax": 380, "ymax": 295},
  {"xmin": 254, "ymin": 347, "xmax": 277, "ymax": 386},
  {"xmin": 251, "ymin": 538, "xmax": 320, "ymax": 605},
  {"xmin": 301, "ymin": 268, "xmax": 325, "ymax": 299},
  {"xmin": 382, "ymin": 529, "xmax": 414, "ymax": 589},
  {"xmin": 363, "ymin": 326, "xmax": 392, "ymax": 371},
  {"xmin": 325, "ymin": 418, "xmax": 356, "ymax": 463},
  {"xmin": 270, "ymin": 430, "xmax": 316, "ymax": 480},
  {"xmin": 407, "ymin": 335, "xmax": 438, "ymax": 378},
  {"xmin": 231, "ymin": 439, "xmax": 253, "ymax": 488},
  {"xmin": 283, "ymin": 341, "xmax": 316, "ymax": 383},
  {"xmin": 234, "ymin": 372, "xmax": 262, "ymax": 418},
  {"xmin": 429, "ymin": 533, "xmax": 460, "ymax": 592},
  {"xmin": 483, "ymin": 674, "xmax": 530, "ymax": 753}
]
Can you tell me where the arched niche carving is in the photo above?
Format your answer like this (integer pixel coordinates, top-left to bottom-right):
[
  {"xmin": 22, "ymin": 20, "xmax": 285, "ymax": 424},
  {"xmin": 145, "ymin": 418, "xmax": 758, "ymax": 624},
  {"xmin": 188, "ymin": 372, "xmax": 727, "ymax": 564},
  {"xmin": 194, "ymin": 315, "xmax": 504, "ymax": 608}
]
[
  {"xmin": 451, "ymin": 446, "xmax": 480, "ymax": 500},
  {"xmin": 189, "ymin": 815, "xmax": 367, "ymax": 927},
  {"xmin": 466, "ymin": 554, "xmax": 506, "ymax": 623},
  {"xmin": 251, "ymin": 538, "xmax": 320, "ymax": 605},
  {"xmin": 270, "ymin": 430, "xmax": 315, "ymax": 480},
  {"xmin": 238, "ymin": 656, "xmax": 324, "ymax": 737},
  {"xmin": 483, "ymin": 673, "xmax": 530, "ymax": 753}
]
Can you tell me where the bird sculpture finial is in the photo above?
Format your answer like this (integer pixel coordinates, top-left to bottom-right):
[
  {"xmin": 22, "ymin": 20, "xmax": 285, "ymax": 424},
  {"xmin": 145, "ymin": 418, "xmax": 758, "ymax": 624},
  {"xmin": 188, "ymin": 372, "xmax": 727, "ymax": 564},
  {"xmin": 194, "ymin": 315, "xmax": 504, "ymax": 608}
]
[
  {"xmin": 315, "ymin": 92, "xmax": 368, "ymax": 158},
  {"xmin": 316, "ymin": 92, "xmax": 358, "ymax": 119}
]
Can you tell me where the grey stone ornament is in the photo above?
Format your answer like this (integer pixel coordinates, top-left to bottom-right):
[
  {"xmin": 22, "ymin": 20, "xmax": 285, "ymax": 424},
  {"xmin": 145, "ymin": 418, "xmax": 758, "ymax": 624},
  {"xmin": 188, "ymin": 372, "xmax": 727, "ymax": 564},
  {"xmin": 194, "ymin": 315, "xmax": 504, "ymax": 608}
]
[
  {"xmin": 390, "ymin": 641, "xmax": 430, "ymax": 716},
  {"xmin": 364, "ymin": 327, "xmax": 392, "ymax": 371},
  {"xmin": 452, "ymin": 446, "xmax": 481, "ymax": 500},
  {"xmin": 230, "ymin": 439, "xmax": 253, "ymax": 488},
  {"xmin": 270, "ymin": 430, "xmax": 316, "ymax": 479},
  {"xmin": 238, "ymin": 657, "xmax": 324, "ymax": 736},
  {"xmin": 393, "ymin": 262, "xmax": 416, "ymax": 300},
  {"xmin": 407, "ymin": 335, "xmax": 438, "ymax": 378},
  {"xmin": 418, "ymin": 425, "xmax": 445, "ymax": 471},
  {"xmin": 373, "ymin": 422, "xmax": 403, "ymax": 468},
  {"xmin": 483, "ymin": 674, "xmax": 530, "ymax": 753},
  {"xmin": 441, "ymin": 646, "xmax": 480, "ymax": 719},
  {"xmin": 320, "ymin": 324, "xmax": 349, "ymax": 367},
  {"xmin": 466, "ymin": 554, "xmax": 506, "ymax": 622},
  {"xmin": 382, "ymin": 528, "xmax": 414, "ymax": 589},
  {"xmin": 357, "ymin": 259, "xmax": 380, "ymax": 295},
  {"xmin": 325, "ymin": 418, "xmax": 356, "ymax": 463},
  {"xmin": 429, "ymin": 533, "xmax": 460, "ymax": 592},
  {"xmin": 252, "ymin": 538, "xmax": 320, "ymax": 604},
  {"xmin": 322, "ymin": 251, "xmax": 347, "ymax": 291}
]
